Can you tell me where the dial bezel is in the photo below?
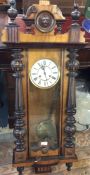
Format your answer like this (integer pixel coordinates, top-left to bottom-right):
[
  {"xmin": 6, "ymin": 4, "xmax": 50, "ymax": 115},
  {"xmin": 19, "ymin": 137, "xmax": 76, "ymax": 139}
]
[
  {"xmin": 35, "ymin": 10, "xmax": 56, "ymax": 33},
  {"xmin": 29, "ymin": 59, "xmax": 60, "ymax": 89}
]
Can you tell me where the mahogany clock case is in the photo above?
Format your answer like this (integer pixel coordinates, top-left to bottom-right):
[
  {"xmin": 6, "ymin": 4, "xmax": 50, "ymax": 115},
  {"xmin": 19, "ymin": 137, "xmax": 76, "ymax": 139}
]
[{"xmin": 0, "ymin": 0, "xmax": 88, "ymax": 174}]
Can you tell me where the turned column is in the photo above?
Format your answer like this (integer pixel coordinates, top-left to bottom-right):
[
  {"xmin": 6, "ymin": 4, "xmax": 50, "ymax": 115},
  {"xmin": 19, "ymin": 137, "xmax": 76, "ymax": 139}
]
[
  {"xmin": 64, "ymin": 3, "xmax": 81, "ymax": 170},
  {"xmin": 11, "ymin": 49, "xmax": 26, "ymax": 175},
  {"xmin": 65, "ymin": 47, "xmax": 79, "ymax": 170},
  {"xmin": 11, "ymin": 49, "xmax": 26, "ymax": 152}
]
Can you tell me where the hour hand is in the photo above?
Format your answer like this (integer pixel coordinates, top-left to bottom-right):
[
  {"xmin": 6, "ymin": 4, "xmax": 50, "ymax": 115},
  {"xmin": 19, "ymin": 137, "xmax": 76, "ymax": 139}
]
[{"xmin": 40, "ymin": 65, "xmax": 45, "ymax": 70}]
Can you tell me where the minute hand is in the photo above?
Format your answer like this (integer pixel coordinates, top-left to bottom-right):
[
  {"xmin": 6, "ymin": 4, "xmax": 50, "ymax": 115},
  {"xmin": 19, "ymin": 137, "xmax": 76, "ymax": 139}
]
[{"xmin": 43, "ymin": 66, "xmax": 48, "ymax": 81}]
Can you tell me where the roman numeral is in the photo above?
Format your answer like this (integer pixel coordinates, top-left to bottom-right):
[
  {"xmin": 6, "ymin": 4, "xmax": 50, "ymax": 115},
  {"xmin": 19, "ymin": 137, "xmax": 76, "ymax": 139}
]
[
  {"xmin": 34, "ymin": 77, "xmax": 38, "ymax": 81},
  {"xmin": 51, "ymin": 76, "xmax": 56, "ymax": 80}
]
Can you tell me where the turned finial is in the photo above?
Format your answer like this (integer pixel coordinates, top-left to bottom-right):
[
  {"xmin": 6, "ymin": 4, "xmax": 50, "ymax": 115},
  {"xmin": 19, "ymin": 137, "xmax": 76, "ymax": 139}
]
[
  {"xmin": 71, "ymin": 3, "xmax": 81, "ymax": 20},
  {"xmin": 7, "ymin": 0, "xmax": 17, "ymax": 23}
]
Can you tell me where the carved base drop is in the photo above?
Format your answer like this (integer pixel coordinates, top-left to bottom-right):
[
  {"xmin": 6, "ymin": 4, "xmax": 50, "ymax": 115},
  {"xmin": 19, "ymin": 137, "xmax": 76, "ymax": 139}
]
[
  {"xmin": 33, "ymin": 164, "xmax": 52, "ymax": 174},
  {"xmin": 66, "ymin": 162, "xmax": 73, "ymax": 171},
  {"xmin": 17, "ymin": 167, "xmax": 24, "ymax": 175}
]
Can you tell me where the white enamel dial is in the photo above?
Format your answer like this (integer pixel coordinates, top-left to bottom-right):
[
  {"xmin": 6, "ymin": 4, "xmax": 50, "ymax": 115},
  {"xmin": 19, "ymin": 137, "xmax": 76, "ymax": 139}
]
[{"xmin": 29, "ymin": 59, "xmax": 60, "ymax": 89}]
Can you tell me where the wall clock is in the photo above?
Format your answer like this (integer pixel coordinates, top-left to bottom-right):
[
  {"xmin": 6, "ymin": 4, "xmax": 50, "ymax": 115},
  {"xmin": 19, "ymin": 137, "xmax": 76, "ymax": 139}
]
[{"xmin": 3, "ymin": 0, "xmax": 86, "ymax": 175}]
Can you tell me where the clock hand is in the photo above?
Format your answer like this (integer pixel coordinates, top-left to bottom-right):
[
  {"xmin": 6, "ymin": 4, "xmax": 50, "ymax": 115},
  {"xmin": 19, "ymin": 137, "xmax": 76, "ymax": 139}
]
[
  {"xmin": 40, "ymin": 64, "xmax": 47, "ymax": 79},
  {"xmin": 43, "ymin": 66, "xmax": 48, "ymax": 81}
]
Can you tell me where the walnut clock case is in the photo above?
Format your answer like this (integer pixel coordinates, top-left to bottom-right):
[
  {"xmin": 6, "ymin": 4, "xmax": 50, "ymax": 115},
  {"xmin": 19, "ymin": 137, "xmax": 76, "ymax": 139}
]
[{"xmin": 3, "ymin": 0, "xmax": 86, "ymax": 174}]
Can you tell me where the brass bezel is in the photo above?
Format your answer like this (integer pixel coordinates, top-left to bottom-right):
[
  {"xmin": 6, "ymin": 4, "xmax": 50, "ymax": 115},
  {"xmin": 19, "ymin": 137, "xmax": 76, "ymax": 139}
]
[
  {"xmin": 29, "ymin": 58, "xmax": 60, "ymax": 89},
  {"xmin": 35, "ymin": 10, "xmax": 56, "ymax": 33}
]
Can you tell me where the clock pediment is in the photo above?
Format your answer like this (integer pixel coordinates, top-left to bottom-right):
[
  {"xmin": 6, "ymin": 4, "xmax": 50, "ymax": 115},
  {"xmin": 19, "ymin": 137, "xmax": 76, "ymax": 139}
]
[
  {"xmin": 26, "ymin": 3, "xmax": 65, "ymax": 21},
  {"xmin": 23, "ymin": 0, "xmax": 65, "ymax": 34}
]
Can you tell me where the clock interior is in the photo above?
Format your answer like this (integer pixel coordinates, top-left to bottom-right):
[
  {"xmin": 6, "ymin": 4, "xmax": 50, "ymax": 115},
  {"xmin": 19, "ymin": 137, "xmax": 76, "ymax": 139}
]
[
  {"xmin": 29, "ymin": 81, "xmax": 60, "ymax": 156},
  {"xmin": 27, "ymin": 48, "xmax": 62, "ymax": 157}
]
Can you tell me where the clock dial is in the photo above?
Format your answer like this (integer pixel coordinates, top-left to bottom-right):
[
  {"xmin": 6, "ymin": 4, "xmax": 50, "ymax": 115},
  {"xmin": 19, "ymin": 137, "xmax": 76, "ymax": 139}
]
[
  {"xmin": 35, "ymin": 11, "xmax": 56, "ymax": 32},
  {"xmin": 29, "ymin": 59, "xmax": 60, "ymax": 89}
]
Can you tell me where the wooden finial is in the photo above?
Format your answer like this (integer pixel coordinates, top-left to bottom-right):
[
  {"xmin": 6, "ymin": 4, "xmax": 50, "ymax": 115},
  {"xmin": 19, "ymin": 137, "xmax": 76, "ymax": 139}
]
[
  {"xmin": 7, "ymin": 0, "xmax": 17, "ymax": 23},
  {"xmin": 71, "ymin": 3, "xmax": 81, "ymax": 21}
]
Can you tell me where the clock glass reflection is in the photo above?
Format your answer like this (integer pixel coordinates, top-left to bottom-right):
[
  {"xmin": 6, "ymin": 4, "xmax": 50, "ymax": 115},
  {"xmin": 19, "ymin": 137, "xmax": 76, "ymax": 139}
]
[{"xmin": 28, "ymin": 56, "xmax": 61, "ymax": 157}]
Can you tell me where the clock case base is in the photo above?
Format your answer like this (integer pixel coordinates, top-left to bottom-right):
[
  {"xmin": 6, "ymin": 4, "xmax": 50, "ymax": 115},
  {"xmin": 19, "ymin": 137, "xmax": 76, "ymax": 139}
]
[{"xmin": 13, "ymin": 151, "xmax": 77, "ymax": 173}]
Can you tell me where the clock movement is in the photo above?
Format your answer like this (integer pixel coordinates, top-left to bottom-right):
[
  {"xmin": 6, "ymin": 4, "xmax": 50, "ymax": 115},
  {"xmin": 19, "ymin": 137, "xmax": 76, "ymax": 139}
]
[{"xmin": 2, "ymin": 0, "xmax": 86, "ymax": 174}]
